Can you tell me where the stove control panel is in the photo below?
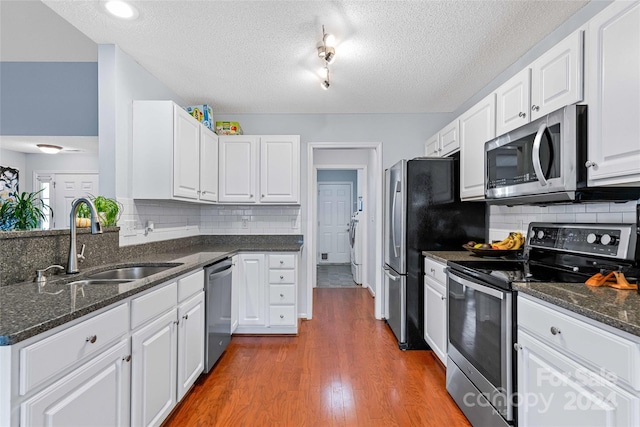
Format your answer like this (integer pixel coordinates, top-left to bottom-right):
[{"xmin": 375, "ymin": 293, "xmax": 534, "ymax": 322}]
[{"xmin": 527, "ymin": 223, "xmax": 636, "ymax": 260}]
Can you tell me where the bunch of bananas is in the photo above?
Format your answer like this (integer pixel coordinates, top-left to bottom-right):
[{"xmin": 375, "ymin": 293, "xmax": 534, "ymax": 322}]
[{"xmin": 493, "ymin": 231, "xmax": 525, "ymax": 250}]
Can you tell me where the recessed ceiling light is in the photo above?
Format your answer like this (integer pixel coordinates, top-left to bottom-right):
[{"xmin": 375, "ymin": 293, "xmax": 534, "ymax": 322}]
[
  {"xmin": 37, "ymin": 144, "xmax": 63, "ymax": 154},
  {"xmin": 104, "ymin": 0, "xmax": 139, "ymax": 19}
]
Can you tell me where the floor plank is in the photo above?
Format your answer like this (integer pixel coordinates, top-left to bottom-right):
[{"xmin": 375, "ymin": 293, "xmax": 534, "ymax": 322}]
[{"xmin": 164, "ymin": 288, "xmax": 471, "ymax": 426}]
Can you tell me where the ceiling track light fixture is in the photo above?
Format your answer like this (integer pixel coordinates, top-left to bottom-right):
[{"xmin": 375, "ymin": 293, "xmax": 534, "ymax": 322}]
[{"xmin": 317, "ymin": 25, "xmax": 335, "ymax": 90}]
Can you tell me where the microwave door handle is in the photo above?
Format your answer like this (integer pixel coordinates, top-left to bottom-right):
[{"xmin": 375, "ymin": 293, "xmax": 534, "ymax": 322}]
[
  {"xmin": 391, "ymin": 181, "xmax": 400, "ymax": 258},
  {"xmin": 532, "ymin": 123, "xmax": 549, "ymax": 187}
]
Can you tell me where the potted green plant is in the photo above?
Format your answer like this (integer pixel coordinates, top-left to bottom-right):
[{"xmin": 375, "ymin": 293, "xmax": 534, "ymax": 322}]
[
  {"xmin": 1, "ymin": 190, "xmax": 51, "ymax": 230},
  {"xmin": 77, "ymin": 195, "xmax": 123, "ymax": 227}
]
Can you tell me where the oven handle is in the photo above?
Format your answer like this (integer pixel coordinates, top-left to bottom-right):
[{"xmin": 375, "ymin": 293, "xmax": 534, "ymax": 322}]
[
  {"xmin": 448, "ymin": 271, "xmax": 505, "ymax": 300},
  {"xmin": 532, "ymin": 122, "xmax": 548, "ymax": 187}
]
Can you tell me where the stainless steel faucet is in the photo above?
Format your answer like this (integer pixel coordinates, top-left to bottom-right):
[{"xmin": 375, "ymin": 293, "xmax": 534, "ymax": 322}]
[{"xmin": 67, "ymin": 197, "xmax": 103, "ymax": 274}]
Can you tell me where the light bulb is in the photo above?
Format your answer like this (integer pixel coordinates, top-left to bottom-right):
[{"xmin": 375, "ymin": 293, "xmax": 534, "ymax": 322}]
[
  {"xmin": 104, "ymin": 0, "xmax": 139, "ymax": 19},
  {"xmin": 324, "ymin": 33, "xmax": 335, "ymax": 47}
]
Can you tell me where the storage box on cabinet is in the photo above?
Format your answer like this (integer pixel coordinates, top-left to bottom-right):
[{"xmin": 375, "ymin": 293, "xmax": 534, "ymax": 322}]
[{"xmin": 19, "ymin": 303, "xmax": 129, "ymax": 396}]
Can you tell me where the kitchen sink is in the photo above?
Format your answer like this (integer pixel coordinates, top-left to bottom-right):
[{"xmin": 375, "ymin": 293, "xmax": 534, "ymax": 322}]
[
  {"xmin": 67, "ymin": 279, "xmax": 134, "ymax": 286},
  {"xmin": 85, "ymin": 263, "xmax": 182, "ymax": 281}
]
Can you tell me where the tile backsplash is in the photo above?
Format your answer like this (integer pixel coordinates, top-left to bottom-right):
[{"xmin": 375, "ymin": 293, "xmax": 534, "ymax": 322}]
[
  {"xmin": 118, "ymin": 198, "xmax": 301, "ymax": 245},
  {"xmin": 488, "ymin": 200, "xmax": 639, "ymax": 240}
]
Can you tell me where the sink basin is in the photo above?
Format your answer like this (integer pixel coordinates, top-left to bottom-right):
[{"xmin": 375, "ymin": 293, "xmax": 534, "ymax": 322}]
[
  {"xmin": 67, "ymin": 279, "xmax": 134, "ymax": 286},
  {"xmin": 86, "ymin": 263, "xmax": 182, "ymax": 281}
]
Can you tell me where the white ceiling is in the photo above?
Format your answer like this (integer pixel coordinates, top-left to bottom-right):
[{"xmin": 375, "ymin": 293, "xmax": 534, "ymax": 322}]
[{"xmin": 31, "ymin": 0, "xmax": 590, "ymax": 115}]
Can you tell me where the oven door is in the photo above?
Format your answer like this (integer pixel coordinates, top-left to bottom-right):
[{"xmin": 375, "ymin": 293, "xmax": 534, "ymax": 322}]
[
  {"xmin": 485, "ymin": 104, "xmax": 579, "ymax": 201},
  {"xmin": 447, "ymin": 269, "xmax": 513, "ymax": 421}
]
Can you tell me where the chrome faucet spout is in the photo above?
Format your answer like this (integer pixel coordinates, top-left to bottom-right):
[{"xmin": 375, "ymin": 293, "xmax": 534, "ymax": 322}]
[{"xmin": 67, "ymin": 197, "xmax": 103, "ymax": 274}]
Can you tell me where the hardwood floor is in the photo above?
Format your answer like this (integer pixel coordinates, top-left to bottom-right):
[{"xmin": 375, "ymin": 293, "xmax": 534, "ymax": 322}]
[{"xmin": 164, "ymin": 288, "xmax": 471, "ymax": 426}]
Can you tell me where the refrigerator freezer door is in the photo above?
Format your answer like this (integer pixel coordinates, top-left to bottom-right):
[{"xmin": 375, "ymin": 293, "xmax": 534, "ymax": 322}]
[
  {"xmin": 386, "ymin": 160, "xmax": 407, "ymax": 274},
  {"xmin": 384, "ymin": 267, "xmax": 406, "ymax": 347}
]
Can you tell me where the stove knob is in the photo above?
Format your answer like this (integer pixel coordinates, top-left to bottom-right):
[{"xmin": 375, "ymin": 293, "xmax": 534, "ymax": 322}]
[
  {"xmin": 572, "ymin": 266, "xmax": 579, "ymax": 272},
  {"xmin": 536, "ymin": 230, "xmax": 545, "ymax": 239},
  {"xmin": 601, "ymin": 234, "xmax": 616, "ymax": 246},
  {"xmin": 586, "ymin": 233, "xmax": 598, "ymax": 244}
]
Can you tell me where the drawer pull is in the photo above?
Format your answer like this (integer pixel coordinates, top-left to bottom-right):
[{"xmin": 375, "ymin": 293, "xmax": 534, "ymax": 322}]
[
  {"xmin": 280, "ymin": 293, "xmax": 285, "ymax": 298},
  {"xmin": 280, "ymin": 260, "xmax": 284, "ymax": 265},
  {"xmin": 86, "ymin": 335, "xmax": 97, "ymax": 344},
  {"xmin": 183, "ymin": 314, "xmax": 189, "ymax": 320},
  {"xmin": 441, "ymin": 295, "xmax": 446, "ymax": 301},
  {"xmin": 280, "ymin": 314, "xmax": 285, "ymax": 319},
  {"xmin": 430, "ymin": 268, "xmax": 435, "ymax": 273},
  {"xmin": 123, "ymin": 355, "xmax": 132, "ymax": 362},
  {"xmin": 550, "ymin": 326, "xmax": 561, "ymax": 336},
  {"xmin": 280, "ymin": 275, "xmax": 284, "ymax": 280}
]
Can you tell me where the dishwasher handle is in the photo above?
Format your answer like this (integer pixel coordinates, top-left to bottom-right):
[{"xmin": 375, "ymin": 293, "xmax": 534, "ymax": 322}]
[{"xmin": 206, "ymin": 259, "xmax": 233, "ymax": 278}]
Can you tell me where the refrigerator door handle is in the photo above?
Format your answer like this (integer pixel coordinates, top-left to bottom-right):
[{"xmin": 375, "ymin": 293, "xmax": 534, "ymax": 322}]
[
  {"xmin": 391, "ymin": 180, "xmax": 400, "ymax": 258},
  {"xmin": 383, "ymin": 268, "xmax": 399, "ymax": 281}
]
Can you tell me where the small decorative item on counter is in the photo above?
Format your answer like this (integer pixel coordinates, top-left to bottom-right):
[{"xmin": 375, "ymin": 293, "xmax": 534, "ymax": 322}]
[
  {"xmin": 585, "ymin": 271, "xmax": 638, "ymax": 290},
  {"xmin": 462, "ymin": 231, "xmax": 525, "ymax": 256},
  {"xmin": 184, "ymin": 104, "xmax": 214, "ymax": 130},
  {"xmin": 215, "ymin": 121, "xmax": 243, "ymax": 135},
  {"xmin": 77, "ymin": 195, "xmax": 122, "ymax": 227}
]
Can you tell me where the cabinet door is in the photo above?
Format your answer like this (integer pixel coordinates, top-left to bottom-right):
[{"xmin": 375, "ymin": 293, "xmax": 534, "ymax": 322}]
[
  {"xmin": 517, "ymin": 330, "xmax": 640, "ymax": 427},
  {"xmin": 173, "ymin": 105, "xmax": 201, "ymax": 200},
  {"xmin": 459, "ymin": 93, "xmax": 495, "ymax": 200},
  {"xmin": 20, "ymin": 339, "xmax": 131, "ymax": 427},
  {"xmin": 131, "ymin": 309, "xmax": 177, "ymax": 427},
  {"xmin": 237, "ymin": 253, "xmax": 266, "ymax": 326},
  {"xmin": 177, "ymin": 291, "xmax": 205, "ymax": 401},
  {"xmin": 199, "ymin": 126, "xmax": 218, "ymax": 202},
  {"xmin": 424, "ymin": 277, "xmax": 447, "ymax": 366},
  {"xmin": 586, "ymin": 1, "xmax": 640, "ymax": 185},
  {"xmin": 218, "ymin": 136, "xmax": 259, "ymax": 203},
  {"xmin": 424, "ymin": 133, "xmax": 440, "ymax": 157},
  {"xmin": 530, "ymin": 30, "xmax": 583, "ymax": 121},
  {"xmin": 260, "ymin": 136, "xmax": 300, "ymax": 203},
  {"xmin": 439, "ymin": 119, "xmax": 460, "ymax": 157},
  {"xmin": 496, "ymin": 68, "xmax": 531, "ymax": 136}
]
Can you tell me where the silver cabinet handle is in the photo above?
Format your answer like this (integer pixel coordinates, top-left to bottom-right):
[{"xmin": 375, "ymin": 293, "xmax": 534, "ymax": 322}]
[
  {"xmin": 514, "ymin": 343, "xmax": 522, "ymax": 351},
  {"xmin": 585, "ymin": 160, "xmax": 597, "ymax": 168},
  {"xmin": 550, "ymin": 326, "xmax": 561, "ymax": 336},
  {"xmin": 280, "ymin": 314, "xmax": 284, "ymax": 319},
  {"xmin": 280, "ymin": 275, "xmax": 284, "ymax": 280},
  {"xmin": 123, "ymin": 355, "xmax": 132, "ymax": 362},
  {"xmin": 279, "ymin": 260, "xmax": 284, "ymax": 264},
  {"xmin": 430, "ymin": 268, "xmax": 435, "ymax": 273},
  {"xmin": 86, "ymin": 335, "xmax": 97, "ymax": 344},
  {"xmin": 531, "ymin": 105, "xmax": 540, "ymax": 112},
  {"xmin": 280, "ymin": 293, "xmax": 284, "ymax": 298},
  {"xmin": 440, "ymin": 295, "xmax": 446, "ymax": 301},
  {"xmin": 183, "ymin": 314, "xmax": 189, "ymax": 320},
  {"xmin": 518, "ymin": 112, "xmax": 526, "ymax": 118}
]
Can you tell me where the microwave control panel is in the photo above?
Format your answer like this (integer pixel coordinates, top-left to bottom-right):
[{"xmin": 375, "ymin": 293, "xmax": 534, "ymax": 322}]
[{"xmin": 527, "ymin": 223, "xmax": 636, "ymax": 260}]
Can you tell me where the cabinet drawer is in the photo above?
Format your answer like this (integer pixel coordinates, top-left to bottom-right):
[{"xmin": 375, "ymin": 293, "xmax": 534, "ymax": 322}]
[
  {"xmin": 19, "ymin": 303, "xmax": 129, "ymax": 396},
  {"xmin": 518, "ymin": 296, "xmax": 640, "ymax": 390},
  {"xmin": 268, "ymin": 269, "xmax": 295, "ymax": 284},
  {"xmin": 269, "ymin": 285, "xmax": 295, "ymax": 305},
  {"xmin": 131, "ymin": 282, "xmax": 178, "ymax": 330},
  {"xmin": 268, "ymin": 254, "xmax": 295, "ymax": 269},
  {"xmin": 424, "ymin": 258, "xmax": 447, "ymax": 285},
  {"xmin": 177, "ymin": 270, "xmax": 204, "ymax": 302},
  {"xmin": 269, "ymin": 306, "xmax": 296, "ymax": 326}
]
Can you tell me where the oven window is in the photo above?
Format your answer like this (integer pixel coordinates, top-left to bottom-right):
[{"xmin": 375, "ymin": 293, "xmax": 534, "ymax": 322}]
[
  {"xmin": 487, "ymin": 123, "xmax": 561, "ymax": 189},
  {"xmin": 448, "ymin": 276, "xmax": 504, "ymax": 388}
]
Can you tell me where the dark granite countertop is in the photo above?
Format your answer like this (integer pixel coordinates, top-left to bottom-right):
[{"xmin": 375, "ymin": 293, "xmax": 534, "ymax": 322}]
[
  {"xmin": 514, "ymin": 282, "xmax": 640, "ymax": 338},
  {"xmin": 422, "ymin": 250, "xmax": 493, "ymax": 264},
  {"xmin": 0, "ymin": 238, "xmax": 302, "ymax": 346}
]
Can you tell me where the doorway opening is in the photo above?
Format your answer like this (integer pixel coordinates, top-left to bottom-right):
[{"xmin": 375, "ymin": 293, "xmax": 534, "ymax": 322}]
[
  {"xmin": 34, "ymin": 171, "xmax": 99, "ymax": 229},
  {"xmin": 306, "ymin": 142, "xmax": 383, "ymax": 320}
]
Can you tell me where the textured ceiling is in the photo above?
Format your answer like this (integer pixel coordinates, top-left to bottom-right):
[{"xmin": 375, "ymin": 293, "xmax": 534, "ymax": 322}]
[{"xmin": 33, "ymin": 1, "xmax": 588, "ymax": 114}]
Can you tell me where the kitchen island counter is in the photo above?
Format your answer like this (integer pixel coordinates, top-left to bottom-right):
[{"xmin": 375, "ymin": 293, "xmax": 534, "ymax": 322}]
[{"xmin": 0, "ymin": 236, "xmax": 303, "ymax": 346}]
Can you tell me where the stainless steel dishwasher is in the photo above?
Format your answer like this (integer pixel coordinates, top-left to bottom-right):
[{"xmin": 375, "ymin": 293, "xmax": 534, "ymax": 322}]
[{"xmin": 204, "ymin": 258, "xmax": 233, "ymax": 373}]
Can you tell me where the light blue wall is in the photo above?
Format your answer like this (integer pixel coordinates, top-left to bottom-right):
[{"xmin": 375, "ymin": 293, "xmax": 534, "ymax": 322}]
[
  {"xmin": 317, "ymin": 169, "xmax": 358, "ymax": 212},
  {"xmin": 0, "ymin": 62, "xmax": 98, "ymax": 136}
]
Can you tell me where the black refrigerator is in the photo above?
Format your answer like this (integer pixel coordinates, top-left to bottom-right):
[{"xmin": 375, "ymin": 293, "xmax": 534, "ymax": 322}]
[{"xmin": 383, "ymin": 155, "xmax": 486, "ymax": 350}]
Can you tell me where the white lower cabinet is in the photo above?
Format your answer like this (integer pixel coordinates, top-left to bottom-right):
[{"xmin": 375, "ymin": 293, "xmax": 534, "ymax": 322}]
[
  {"xmin": 131, "ymin": 309, "xmax": 178, "ymax": 427},
  {"xmin": 177, "ymin": 291, "xmax": 205, "ymax": 401},
  {"xmin": 516, "ymin": 295, "xmax": 640, "ymax": 427},
  {"xmin": 20, "ymin": 339, "xmax": 131, "ymax": 427},
  {"xmin": 423, "ymin": 257, "xmax": 447, "ymax": 366},
  {"xmin": 235, "ymin": 252, "xmax": 298, "ymax": 334}
]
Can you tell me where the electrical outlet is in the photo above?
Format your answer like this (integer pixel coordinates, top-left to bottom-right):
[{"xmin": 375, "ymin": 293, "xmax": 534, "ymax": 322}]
[
  {"xmin": 123, "ymin": 220, "xmax": 136, "ymax": 237},
  {"xmin": 291, "ymin": 218, "xmax": 297, "ymax": 229},
  {"xmin": 241, "ymin": 217, "xmax": 249, "ymax": 228}
]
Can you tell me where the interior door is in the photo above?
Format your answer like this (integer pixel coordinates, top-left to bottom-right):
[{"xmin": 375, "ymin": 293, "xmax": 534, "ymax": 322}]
[
  {"xmin": 317, "ymin": 183, "xmax": 352, "ymax": 264},
  {"xmin": 51, "ymin": 173, "xmax": 99, "ymax": 229}
]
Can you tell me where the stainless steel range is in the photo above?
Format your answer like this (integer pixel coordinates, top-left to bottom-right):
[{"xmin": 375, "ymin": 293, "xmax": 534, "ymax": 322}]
[{"xmin": 446, "ymin": 222, "xmax": 640, "ymax": 427}]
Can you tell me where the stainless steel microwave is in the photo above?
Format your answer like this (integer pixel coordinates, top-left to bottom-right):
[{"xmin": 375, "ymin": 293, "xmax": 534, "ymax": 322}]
[{"xmin": 485, "ymin": 104, "xmax": 640, "ymax": 205}]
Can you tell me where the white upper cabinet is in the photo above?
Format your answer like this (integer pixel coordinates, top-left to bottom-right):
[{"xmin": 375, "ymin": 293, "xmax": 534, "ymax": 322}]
[
  {"xmin": 133, "ymin": 100, "xmax": 219, "ymax": 203},
  {"xmin": 219, "ymin": 135, "xmax": 300, "ymax": 204},
  {"xmin": 218, "ymin": 136, "xmax": 259, "ymax": 203},
  {"xmin": 530, "ymin": 30, "xmax": 584, "ymax": 121},
  {"xmin": 459, "ymin": 93, "xmax": 496, "ymax": 200},
  {"xmin": 496, "ymin": 68, "xmax": 531, "ymax": 136},
  {"xmin": 424, "ymin": 120, "xmax": 460, "ymax": 158},
  {"xmin": 585, "ymin": 0, "xmax": 640, "ymax": 185},
  {"xmin": 260, "ymin": 136, "xmax": 300, "ymax": 203}
]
